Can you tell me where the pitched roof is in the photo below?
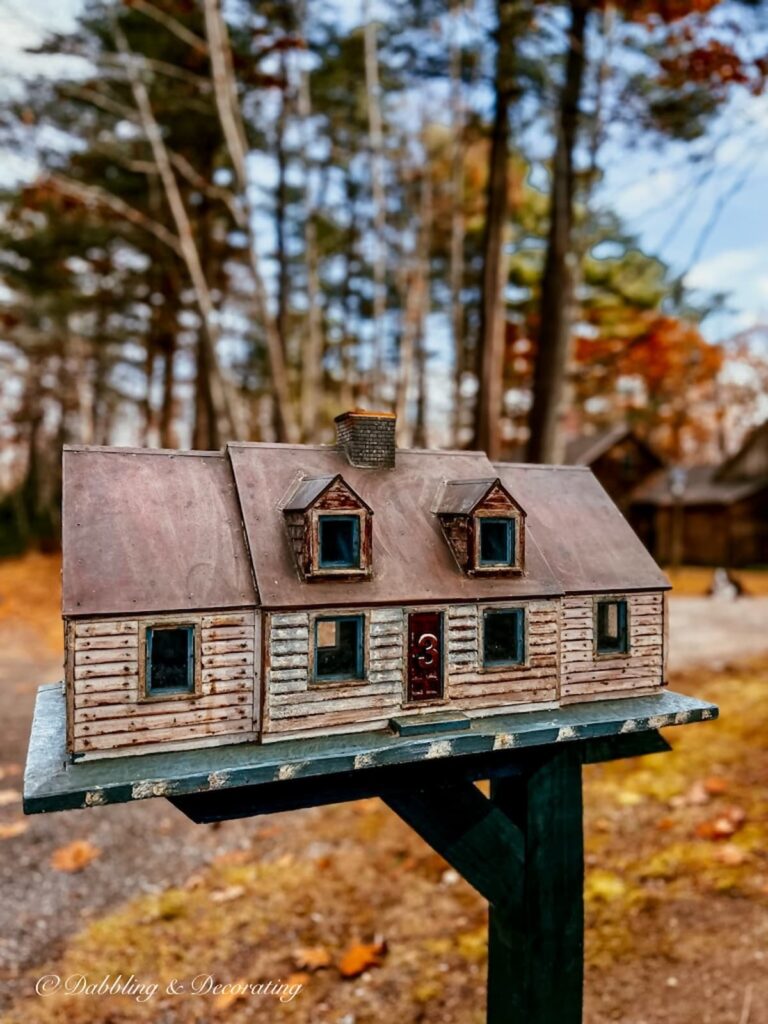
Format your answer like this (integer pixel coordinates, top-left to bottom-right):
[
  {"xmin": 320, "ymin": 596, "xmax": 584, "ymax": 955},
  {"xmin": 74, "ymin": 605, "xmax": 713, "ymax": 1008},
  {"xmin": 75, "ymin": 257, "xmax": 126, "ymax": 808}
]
[
  {"xmin": 432, "ymin": 478, "xmax": 522, "ymax": 516},
  {"xmin": 62, "ymin": 447, "xmax": 257, "ymax": 617},
  {"xmin": 228, "ymin": 444, "xmax": 561, "ymax": 608},
  {"xmin": 62, "ymin": 441, "xmax": 672, "ymax": 617},
  {"xmin": 280, "ymin": 473, "xmax": 372, "ymax": 513},
  {"xmin": 631, "ymin": 465, "xmax": 768, "ymax": 507},
  {"xmin": 565, "ymin": 425, "xmax": 634, "ymax": 465},
  {"xmin": 716, "ymin": 420, "xmax": 768, "ymax": 482},
  {"xmin": 494, "ymin": 463, "xmax": 670, "ymax": 593}
]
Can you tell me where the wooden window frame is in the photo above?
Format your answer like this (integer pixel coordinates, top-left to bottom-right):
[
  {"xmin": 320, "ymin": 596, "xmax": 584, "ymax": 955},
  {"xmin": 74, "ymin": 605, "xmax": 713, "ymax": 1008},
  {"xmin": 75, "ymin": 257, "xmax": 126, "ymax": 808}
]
[
  {"xmin": 311, "ymin": 612, "xmax": 366, "ymax": 684},
  {"xmin": 317, "ymin": 514, "xmax": 361, "ymax": 570},
  {"xmin": 479, "ymin": 604, "xmax": 528, "ymax": 669},
  {"xmin": 138, "ymin": 617, "xmax": 202, "ymax": 702},
  {"xmin": 593, "ymin": 596, "xmax": 630, "ymax": 659},
  {"xmin": 308, "ymin": 508, "xmax": 370, "ymax": 579},
  {"xmin": 470, "ymin": 510, "xmax": 523, "ymax": 575}
]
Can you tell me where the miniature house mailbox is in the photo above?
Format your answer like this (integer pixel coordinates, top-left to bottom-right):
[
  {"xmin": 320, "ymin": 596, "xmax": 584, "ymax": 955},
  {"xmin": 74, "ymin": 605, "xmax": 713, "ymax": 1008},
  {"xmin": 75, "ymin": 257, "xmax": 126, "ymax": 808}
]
[{"xmin": 24, "ymin": 410, "xmax": 717, "ymax": 1023}]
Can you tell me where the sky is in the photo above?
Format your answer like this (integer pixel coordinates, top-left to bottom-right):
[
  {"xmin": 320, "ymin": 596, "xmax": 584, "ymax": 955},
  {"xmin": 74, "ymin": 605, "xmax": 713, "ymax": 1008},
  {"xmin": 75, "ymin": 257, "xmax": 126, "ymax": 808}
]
[{"xmin": 2, "ymin": 0, "xmax": 768, "ymax": 348}]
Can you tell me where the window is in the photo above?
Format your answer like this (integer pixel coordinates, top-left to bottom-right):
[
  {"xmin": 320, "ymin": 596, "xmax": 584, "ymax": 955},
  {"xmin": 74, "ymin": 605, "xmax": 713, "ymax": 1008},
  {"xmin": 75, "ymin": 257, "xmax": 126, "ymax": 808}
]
[
  {"xmin": 318, "ymin": 515, "xmax": 361, "ymax": 569},
  {"xmin": 314, "ymin": 615, "xmax": 364, "ymax": 681},
  {"xmin": 146, "ymin": 625, "xmax": 195, "ymax": 695},
  {"xmin": 478, "ymin": 518, "xmax": 516, "ymax": 566},
  {"xmin": 483, "ymin": 608, "xmax": 525, "ymax": 666},
  {"xmin": 596, "ymin": 599, "xmax": 629, "ymax": 655}
]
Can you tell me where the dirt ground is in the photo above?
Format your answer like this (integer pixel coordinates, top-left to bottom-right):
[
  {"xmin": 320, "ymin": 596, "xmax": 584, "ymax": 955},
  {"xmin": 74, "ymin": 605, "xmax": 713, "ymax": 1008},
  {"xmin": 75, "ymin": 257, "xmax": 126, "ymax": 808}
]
[{"xmin": 0, "ymin": 554, "xmax": 766, "ymax": 1024}]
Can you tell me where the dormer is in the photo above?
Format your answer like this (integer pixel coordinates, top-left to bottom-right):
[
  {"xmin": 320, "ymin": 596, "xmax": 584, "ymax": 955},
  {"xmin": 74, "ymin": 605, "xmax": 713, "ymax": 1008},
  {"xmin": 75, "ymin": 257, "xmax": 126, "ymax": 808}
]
[
  {"xmin": 434, "ymin": 478, "xmax": 525, "ymax": 576},
  {"xmin": 281, "ymin": 474, "xmax": 373, "ymax": 582}
]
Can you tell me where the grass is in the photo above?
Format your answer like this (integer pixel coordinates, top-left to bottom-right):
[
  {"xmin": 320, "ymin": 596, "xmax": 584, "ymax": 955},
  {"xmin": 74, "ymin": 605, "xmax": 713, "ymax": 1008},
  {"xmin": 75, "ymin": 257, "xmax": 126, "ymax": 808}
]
[{"xmin": 3, "ymin": 656, "xmax": 767, "ymax": 1023}]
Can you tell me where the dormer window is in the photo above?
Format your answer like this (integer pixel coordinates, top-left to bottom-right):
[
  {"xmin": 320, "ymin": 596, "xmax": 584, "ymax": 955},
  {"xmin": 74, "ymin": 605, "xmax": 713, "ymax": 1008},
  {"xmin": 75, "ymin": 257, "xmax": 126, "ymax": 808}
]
[
  {"xmin": 318, "ymin": 515, "xmax": 360, "ymax": 569},
  {"xmin": 435, "ymin": 478, "xmax": 525, "ymax": 576},
  {"xmin": 478, "ymin": 517, "xmax": 516, "ymax": 567},
  {"xmin": 281, "ymin": 474, "xmax": 372, "ymax": 581}
]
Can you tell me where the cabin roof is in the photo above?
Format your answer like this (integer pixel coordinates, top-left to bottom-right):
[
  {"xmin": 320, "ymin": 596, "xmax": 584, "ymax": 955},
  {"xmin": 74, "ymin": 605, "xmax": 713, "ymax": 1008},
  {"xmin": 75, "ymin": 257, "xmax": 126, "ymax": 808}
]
[
  {"xmin": 493, "ymin": 463, "xmax": 670, "ymax": 593},
  {"xmin": 432, "ymin": 477, "xmax": 523, "ymax": 517},
  {"xmin": 62, "ymin": 442, "xmax": 670, "ymax": 618},
  {"xmin": 227, "ymin": 444, "xmax": 561, "ymax": 609},
  {"xmin": 61, "ymin": 447, "xmax": 258, "ymax": 617},
  {"xmin": 631, "ymin": 465, "xmax": 768, "ymax": 507}
]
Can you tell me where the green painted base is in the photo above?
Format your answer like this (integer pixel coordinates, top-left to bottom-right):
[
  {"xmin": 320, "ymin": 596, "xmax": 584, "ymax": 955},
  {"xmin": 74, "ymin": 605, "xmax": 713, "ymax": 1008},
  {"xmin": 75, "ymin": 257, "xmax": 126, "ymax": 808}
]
[{"xmin": 24, "ymin": 682, "xmax": 717, "ymax": 816}]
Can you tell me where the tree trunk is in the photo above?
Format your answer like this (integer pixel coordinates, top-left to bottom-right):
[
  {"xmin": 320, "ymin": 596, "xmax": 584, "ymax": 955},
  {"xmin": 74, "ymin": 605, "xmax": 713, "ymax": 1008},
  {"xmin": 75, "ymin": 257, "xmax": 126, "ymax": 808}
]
[
  {"xmin": 395, "ymin": 155, "xmax": 432, "ymax": 446},
  {"xmin": 526, "ymin": 0, "xmax": 589, "ymax": 464},
  {"xmin": 297, "ymin": 10, "xmax": 325, "ymax": 442},
  {"xmin": 473, "ymin": 0, "xmax": 530, "ymax": 460},
  {"xmin": 363, "ymin": 4, "xmax": 388, "ymax": 406},
  {"xmin": 449, "ymin": 0, "xmax": 467, "ymax": 447}
]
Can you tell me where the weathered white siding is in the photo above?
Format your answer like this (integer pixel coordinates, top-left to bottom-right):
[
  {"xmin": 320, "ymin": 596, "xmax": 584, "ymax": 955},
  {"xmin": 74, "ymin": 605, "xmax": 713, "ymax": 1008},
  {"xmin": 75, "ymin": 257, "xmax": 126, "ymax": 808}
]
[
  {"xmin": 560, "ymin": 592, "xmax": 664, "ymax": 703},
  {"xmin": 264, "ymin": 608, "xmax": 403, "ymax": 737},
  {"xmin": 445, "ymin": 601, "xmax": 559, "ymax": 712},
  {"xmin": 68, "ymin": 611, "xmax": 258, "ymax": 758},
  {"xmin": 263, "ymin": 600, "xmax": 560, "ymax": 740}
]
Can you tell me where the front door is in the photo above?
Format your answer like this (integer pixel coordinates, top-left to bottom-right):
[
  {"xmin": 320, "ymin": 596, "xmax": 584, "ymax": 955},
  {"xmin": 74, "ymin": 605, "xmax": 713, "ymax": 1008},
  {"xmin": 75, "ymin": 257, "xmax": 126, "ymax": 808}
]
[{"xmin": 407, "ymin": 611, "xmax": 443, "ymax": 702}]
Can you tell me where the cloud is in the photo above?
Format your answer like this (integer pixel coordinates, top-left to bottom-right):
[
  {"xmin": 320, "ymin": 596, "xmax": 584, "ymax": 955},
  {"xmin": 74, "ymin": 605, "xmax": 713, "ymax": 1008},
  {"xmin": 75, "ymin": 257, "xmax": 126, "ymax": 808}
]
[{"xmin": 686, "ymin": 248, "xmax": 767, "ymax": 291}]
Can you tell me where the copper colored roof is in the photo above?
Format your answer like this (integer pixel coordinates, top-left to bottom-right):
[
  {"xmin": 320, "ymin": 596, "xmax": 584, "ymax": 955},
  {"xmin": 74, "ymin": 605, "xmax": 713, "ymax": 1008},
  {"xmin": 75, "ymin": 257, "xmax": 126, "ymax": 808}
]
[
  {"xmin": 62, "ymin": 447, "xmax": 257, "ymax": 617},
  {"xmin": 228, "ymin": 443, "xmax": 562, "ymax": 609},
  {"xmin": 494, "ymin": 463, "xmax": 670, "ymax": 593},
  {"xmin": 433, "ymin": 478, "xmax": 522, "ymax": 516},
  {"xmin": 62, "ymin": 442, "xmax": 671, "ymax": 618}
]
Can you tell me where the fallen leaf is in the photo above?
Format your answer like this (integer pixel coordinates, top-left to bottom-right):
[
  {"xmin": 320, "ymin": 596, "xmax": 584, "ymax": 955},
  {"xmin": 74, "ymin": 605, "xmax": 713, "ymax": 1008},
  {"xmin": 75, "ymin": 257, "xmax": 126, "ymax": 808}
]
[
  {"xmin": 714, "ymin": 843, "xmax": 748, "ymax": 866},
  {"xmin": 655, "ymin": 816, "xmax": 676, "ymax": 831},
  {"xmin": 213, "ymin": 980, "xmax": 247, "ymax": 1013},
  {"xmin": 704, "ymin": 776, "xmax": 729, "ymax": 796},
  {"xmin": 684, "ymin": 781, "xmax": 711, "ymax": 806},
  {"xmin": 285, "ymin": 972, "xmax": 310, "ymax": 988},
  {"xmin": 50, "ymin": 839, "xmax": 101, "ymax": 872},
  {"xmin": 337, "ymin": 939, "xmax": 387, "ymax": 978},
  {"xmin": 585, "ymin": 870, "xmax": 627, "ymax": 902},
  {"xmin": 210, "ymin": 885, "xmax": 245, "ymax": 904},
  {"xmin": 695, "ymin": 806, "xmax": 746, "ymax": 841},
  {"xmin": 0, "ymin": 789, "xmax": 20, "ymax": 807},
  {"xmin": 616, "ymin": 789, "xmax": 643, "ymax": 807},
  {"xmin": 293, "ymin": 945, "xmax": 332, "ymax": 971},
  {"xmin": 0, "ymin": 821, "xmax": 27, "ymax": 840}
]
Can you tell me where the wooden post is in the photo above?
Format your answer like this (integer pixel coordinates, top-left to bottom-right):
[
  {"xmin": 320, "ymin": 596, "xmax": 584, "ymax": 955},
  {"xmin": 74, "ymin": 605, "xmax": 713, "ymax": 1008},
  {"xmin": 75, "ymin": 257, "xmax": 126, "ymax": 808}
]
[{"xmin": 487, "ymin": 747, "xmax": 584, "ymax": 1023}]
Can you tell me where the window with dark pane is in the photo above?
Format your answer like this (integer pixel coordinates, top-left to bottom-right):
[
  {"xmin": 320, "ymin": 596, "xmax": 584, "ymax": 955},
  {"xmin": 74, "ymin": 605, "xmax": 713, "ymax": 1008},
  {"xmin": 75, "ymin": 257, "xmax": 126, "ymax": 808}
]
[
  {"xmin": 483, "ymin": 608, "xmax": 525, "ymax": 666},
  {"xmin": 314, "ymin": 615, "xmax": 364, "ymax": 680},
  {"xmin": 596, "ymin": 599, "xmax": 628, "ymax": 655},
  {"xmin": 146, "ymin": 626, "xmax": 195, "ymax": 694},
  {"xmin": 478, "ymin": 517, "xmax": 515, "ymax": 566},
  {"xmin": 318, "ymin": 515, "xmax": 360, "ymax": 568}
]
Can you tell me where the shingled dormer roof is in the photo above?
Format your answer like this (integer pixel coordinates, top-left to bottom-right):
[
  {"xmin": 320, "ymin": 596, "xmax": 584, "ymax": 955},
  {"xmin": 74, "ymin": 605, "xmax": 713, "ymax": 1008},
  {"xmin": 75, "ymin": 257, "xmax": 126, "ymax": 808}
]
[
  {"xmin": 434, "ymin": 477, "xmax": 524, "ymax": 517},
  {"xmin": 281, "ymin": 473, "xmax": 373, "ymax": 513}
]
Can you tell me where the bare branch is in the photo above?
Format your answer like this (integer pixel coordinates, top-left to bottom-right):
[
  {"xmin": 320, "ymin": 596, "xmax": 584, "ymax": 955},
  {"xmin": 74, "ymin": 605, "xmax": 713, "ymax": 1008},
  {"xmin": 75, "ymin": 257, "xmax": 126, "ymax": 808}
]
[
  {"xmin": 203, "ymin": 0, "xmax": 299, "ymax": 442},
  {"xmin": 125, "ymin": 0, "xmax": 207, "ymax": 54},
  {"xmin": 47, "ymin": 173, "xmax": 184, "ymax": 256},
  {"xmin": 111, "ymin": 15, "xmax": 243, "ymax": 442}
]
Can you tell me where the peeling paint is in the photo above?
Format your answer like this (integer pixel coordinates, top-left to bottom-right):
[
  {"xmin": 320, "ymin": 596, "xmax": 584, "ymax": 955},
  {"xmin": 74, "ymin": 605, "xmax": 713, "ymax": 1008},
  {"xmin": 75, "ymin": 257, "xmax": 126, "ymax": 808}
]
[
  {"xmin": 84, "ymin": 790, "xmax": 106, "ymax": 806},
  {"xmin": 131, "ymin": 780, "xmax": 171, "ymax": 800},
  {"xmin": 425, "ymin": 739, "xmax": 453, "ymax": 759},
  {"xmin": 493, "ymin": 733, "xmax": 516, "ymax": 750},
  {"xmin": 354, "ymin": 752, "xmax": 375, "ymax": 770},
  {"xmin": 557, "ymin": 726, "xmax": 577, "ymax": 741},
  {"xmin": 646, "ymin": 715, "xmax": 668, "ymax": 729},
  {"xmin": 276, "ymin": 762, "xmax": 308, "ymax": 781},
  {"xmin": 207, "ymin": 771, "xmax": 230, "ymax": 789},
  {"xmin": 620, "ymin": 719, "xmax": 639, "ymax": 733}
]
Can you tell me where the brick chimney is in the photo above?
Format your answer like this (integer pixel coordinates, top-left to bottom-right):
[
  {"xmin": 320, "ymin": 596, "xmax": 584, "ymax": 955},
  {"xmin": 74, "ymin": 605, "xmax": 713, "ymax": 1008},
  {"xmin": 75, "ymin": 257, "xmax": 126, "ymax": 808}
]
[{"xmin": 334, "ymin": 409, "xmax": 397, "ymax": 469}]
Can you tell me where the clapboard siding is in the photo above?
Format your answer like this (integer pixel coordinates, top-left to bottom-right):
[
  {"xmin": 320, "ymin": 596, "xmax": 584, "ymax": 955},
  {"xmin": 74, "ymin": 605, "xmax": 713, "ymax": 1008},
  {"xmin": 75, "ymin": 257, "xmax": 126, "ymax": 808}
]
[
  {"xmin": 263, "ymin": 600, "xmax": 560, "ymax": 740},
  {"xmin": 445, "ymin": 601, "xmax": 559, "ymax": 710},
  {"xmin": 264, "ymin": 608, "xmax": 403, "ymax": 737},
  {"xmin": 560, "ymin": 592, "xmax": 664, "ymax": 701},
  {"xmin": 69, "ymin": 612, "xmax": 258, "ymax": 757}
]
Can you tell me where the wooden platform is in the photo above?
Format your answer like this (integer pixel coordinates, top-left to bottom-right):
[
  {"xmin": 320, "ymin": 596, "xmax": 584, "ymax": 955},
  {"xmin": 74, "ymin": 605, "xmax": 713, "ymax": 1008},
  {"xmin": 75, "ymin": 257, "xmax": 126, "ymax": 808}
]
[{"xmin": 24, "ymin": 682, "xmax": 717, "ymax": 816}]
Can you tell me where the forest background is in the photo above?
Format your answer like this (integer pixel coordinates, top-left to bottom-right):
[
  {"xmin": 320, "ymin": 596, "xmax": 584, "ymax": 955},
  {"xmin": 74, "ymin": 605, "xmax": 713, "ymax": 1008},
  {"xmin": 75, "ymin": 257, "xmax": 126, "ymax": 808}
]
[{"xmin": 1, "ymin": 0, "xmax": 768, "ymax": 551}]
